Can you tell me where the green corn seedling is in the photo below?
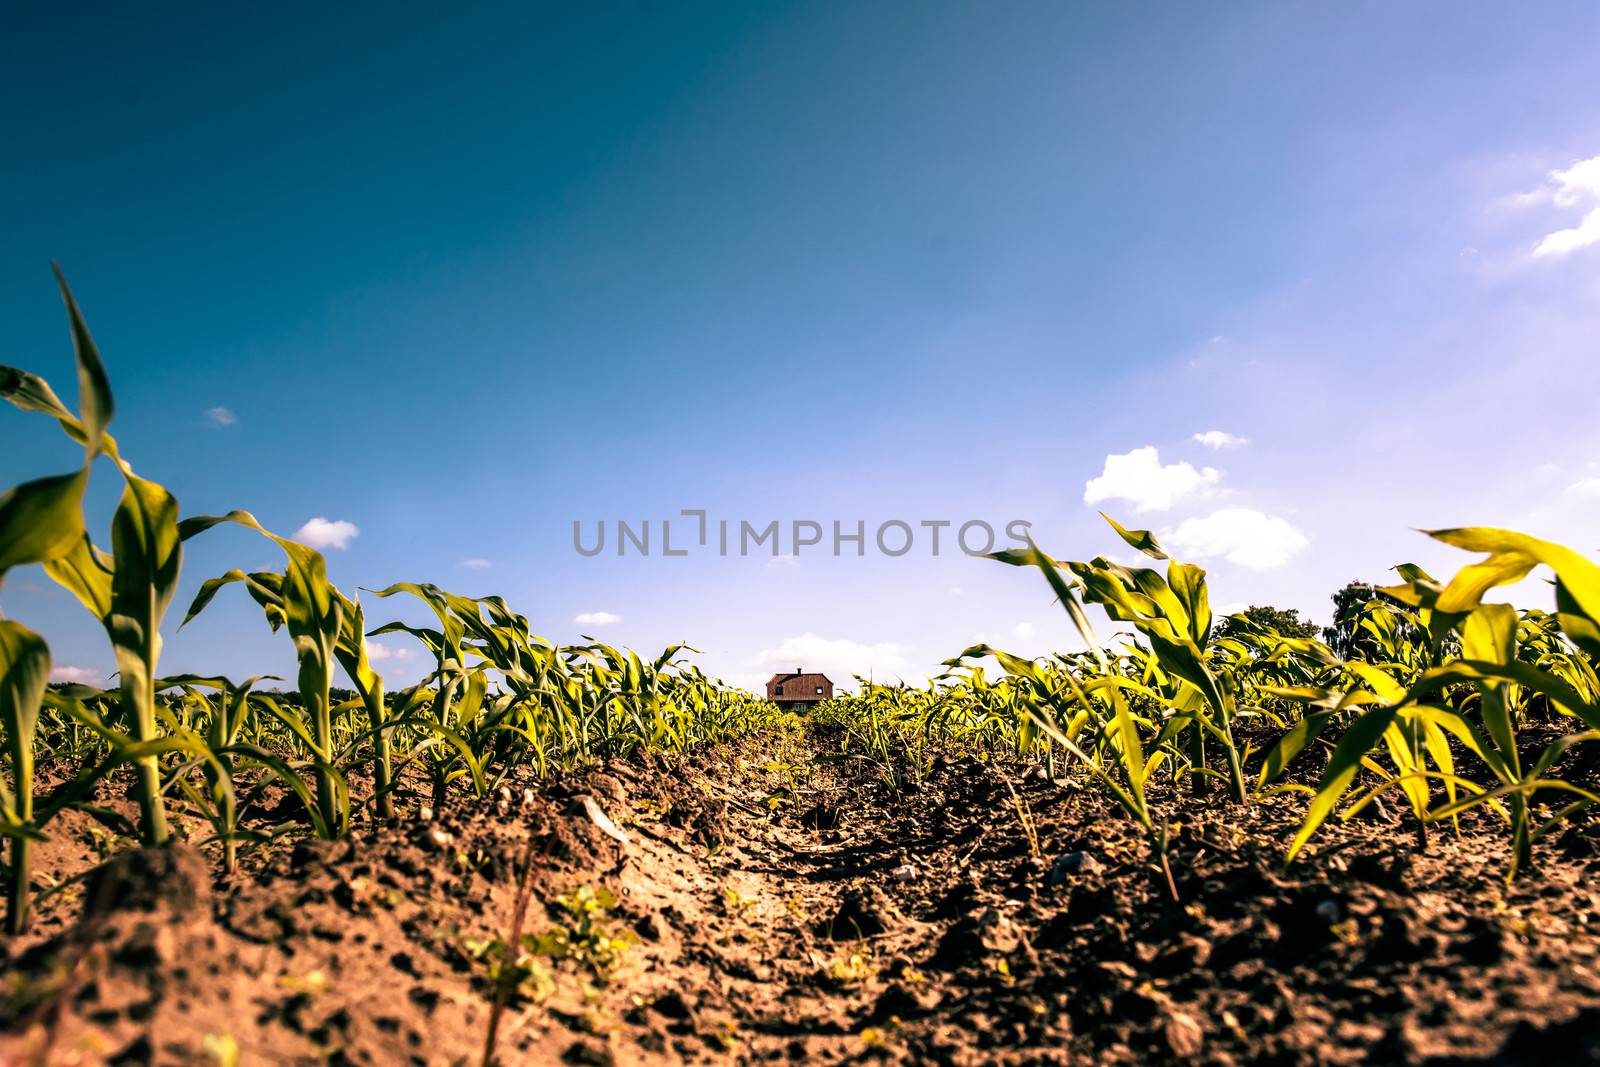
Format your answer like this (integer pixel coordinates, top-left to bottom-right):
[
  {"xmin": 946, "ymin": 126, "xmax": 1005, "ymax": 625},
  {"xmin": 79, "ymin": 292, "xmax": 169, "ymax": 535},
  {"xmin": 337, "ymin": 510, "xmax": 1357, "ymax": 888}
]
[{"xmin": 0, "ymin": 621, "xmax": 49, "ymax": 933}]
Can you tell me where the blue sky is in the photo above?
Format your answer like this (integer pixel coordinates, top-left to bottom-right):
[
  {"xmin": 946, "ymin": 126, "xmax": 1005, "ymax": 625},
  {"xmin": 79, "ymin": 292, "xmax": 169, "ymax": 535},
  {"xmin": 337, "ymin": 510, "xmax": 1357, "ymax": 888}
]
[{"xmin": 4, "ymin": 2, "xmax": 1600, "ymax": 691}]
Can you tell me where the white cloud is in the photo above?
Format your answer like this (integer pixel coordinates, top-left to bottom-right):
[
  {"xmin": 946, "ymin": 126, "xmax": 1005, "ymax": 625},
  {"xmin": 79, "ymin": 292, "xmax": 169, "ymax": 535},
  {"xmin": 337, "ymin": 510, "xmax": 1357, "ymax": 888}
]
[
  {"xmin": 1013, "ymin": 622, "xmax": 1035, "ymax": 638},
  {"xmin": 1548, "ymin": 157, "xmax": 1600, "ymax": 208},
  {"xmin": 363, "ymin": 641, "xmax": 415, "ymax": 662},
  {"xmin": 458, "ymin": 558, "xmax": 492, "ymax": 569},
  {"xmin": 574, "ymin": 611, "xmax": 622, "ymax": 625},
  {"xmin": 724, "ymin": 672, "xmax": 776, "ymax": 694},
  {"xmin": 754, "ymin": 633, "xmax": 914, "ymax": 685},
  {"xmin": 1084, "ymin": 447, "xmax": 1221, "ymax": 512},
  {"xmin": 1530, "ymin": 156, "xmax": 1600, "ymax": 258},
  {"xmin": 1192, "ymin": 430, "xmax": 1248, "ymax": 450},
  {"xmin": 1164, "ymin": 508, "xmax": 1309, "ymax": 570},
  {"xmin": 1536, "ymin": 212, "xmax": 1600, "ymax": 258},
  {"xmin": 292, "ymin": 517, "xmax": 360, "ymax": 550},
  {"xmin": 50, "ymin": 665, "xmax": 104, "ymax": 685},
  {"xmin": 766, "ymin": 554, "xmax": 801, "ymax": 569},
  {"xmin": 204, "ymin": 406, "xmax": 238, "ymax": 427},
  {"xmin": 1566, "ymin": 476, "xmax": 1600, "ymax": 498}
]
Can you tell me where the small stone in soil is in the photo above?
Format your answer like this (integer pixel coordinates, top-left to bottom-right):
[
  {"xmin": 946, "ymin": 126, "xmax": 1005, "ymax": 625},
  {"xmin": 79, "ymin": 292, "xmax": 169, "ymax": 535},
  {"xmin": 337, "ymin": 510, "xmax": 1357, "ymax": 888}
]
[
  {"xmin": 1049, "ymin": 851, "xmax": 1102, "ymax": 883},
  {"xmin": 1164, "ymin": 1009, "xmax": 1206, "ymax": 1057}
]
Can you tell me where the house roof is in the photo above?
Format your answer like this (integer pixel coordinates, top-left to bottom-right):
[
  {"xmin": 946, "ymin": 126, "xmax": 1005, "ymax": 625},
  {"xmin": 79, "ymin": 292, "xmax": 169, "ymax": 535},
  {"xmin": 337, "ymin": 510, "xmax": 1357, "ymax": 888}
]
[{"xmin": 766, "ymin": 671, "xmax": 832, "ymax": 687}]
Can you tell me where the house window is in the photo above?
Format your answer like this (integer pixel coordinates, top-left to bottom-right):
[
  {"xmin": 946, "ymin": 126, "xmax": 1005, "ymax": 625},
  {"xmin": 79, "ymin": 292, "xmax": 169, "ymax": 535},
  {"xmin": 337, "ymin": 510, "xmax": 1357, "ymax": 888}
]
[{"xmin": 815, "ymin": 686, "xmax": 823, "ymax": 694}]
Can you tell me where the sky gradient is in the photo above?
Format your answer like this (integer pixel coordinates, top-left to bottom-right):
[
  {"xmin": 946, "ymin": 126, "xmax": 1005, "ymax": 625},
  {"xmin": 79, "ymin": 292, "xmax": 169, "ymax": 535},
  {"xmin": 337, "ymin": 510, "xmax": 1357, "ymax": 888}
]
[{"xmin": 4, "ymin": 2, "xmax": 1600, "ymax": 691}]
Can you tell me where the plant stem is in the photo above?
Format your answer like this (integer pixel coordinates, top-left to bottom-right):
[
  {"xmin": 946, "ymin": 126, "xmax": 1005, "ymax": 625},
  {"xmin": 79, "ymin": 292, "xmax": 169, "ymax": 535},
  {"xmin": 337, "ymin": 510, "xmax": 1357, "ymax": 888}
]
[
  {"xmin": 368, "ymin": 685, "xmax": 395, "ymax": 822},
  {"xmin": 7, "ymin": 837, "xmax": 29, "ymax": 935},
  {"xmin": 131, "ymin": 669, "xmax": 169, "ymax": 846}
]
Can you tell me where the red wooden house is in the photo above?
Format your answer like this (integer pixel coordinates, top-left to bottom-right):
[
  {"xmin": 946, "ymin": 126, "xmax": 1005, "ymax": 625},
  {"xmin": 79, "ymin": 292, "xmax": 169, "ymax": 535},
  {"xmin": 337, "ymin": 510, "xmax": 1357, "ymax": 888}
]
[{"xmin": 765, "ymin": 668, "xmax": 833, "ymax": 710}]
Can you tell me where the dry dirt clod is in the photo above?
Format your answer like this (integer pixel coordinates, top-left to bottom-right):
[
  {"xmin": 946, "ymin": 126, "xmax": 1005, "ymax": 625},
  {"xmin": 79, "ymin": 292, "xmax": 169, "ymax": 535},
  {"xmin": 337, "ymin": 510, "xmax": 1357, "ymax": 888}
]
[
  {"xmin": 936, "ymin": 907, "xmax": 1023, "ymax": 963},
  {"xmin": 574, "ymin": 794, "xmax": 631, "ymax": 845},
  {"xmin": 1163, "ymin": 1009, "xmax": 1206, "ymax": 1058},
  {"xmin": 821, "ymin": 885, "xmax": 899, "ymax": 940},
  {"xmin": 801, "ymin": 800, "xmax": 841, "ymax": 831},
  {"xmin": 82, "ymin": 842, "xmax": 212, "ymax": 922}
]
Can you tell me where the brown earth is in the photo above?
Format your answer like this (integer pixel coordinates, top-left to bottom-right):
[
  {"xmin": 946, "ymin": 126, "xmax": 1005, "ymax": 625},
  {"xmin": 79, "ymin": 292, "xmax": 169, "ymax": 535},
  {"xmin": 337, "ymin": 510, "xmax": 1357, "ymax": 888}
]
[{"xmin": 5, "ymin": 727, "xmax": 1600, "ymax": 1066}]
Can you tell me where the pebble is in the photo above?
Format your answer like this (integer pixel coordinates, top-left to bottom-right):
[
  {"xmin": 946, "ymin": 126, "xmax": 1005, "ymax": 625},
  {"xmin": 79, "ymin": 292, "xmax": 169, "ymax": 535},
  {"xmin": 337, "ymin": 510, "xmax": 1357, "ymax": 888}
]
[
  {"xmin": 1049, "ymin": 851, "xmax": 1102, "ymax": 884},
  {"xmin": 1164, "ymin": 1009, "xmax": 1206, "ymax": 1057},
  {"xmin": 891, "ymin": 864, "xmax": 918, "ymax": 882}
]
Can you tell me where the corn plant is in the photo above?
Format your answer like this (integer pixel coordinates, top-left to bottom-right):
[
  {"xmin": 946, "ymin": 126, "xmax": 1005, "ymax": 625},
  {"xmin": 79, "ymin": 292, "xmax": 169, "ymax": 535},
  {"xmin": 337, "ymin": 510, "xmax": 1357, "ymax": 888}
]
[
  {"xmin": 181, "ymin": 525, "xmax": 350, "ymax": 838},
  {"xmin": 184, "ymin": 566, "xmax": 399, "ymax": 826},
  {"xmin": 0, "ymin": 621, "xmax": 49, "ymax": 933},
  {"xmin": 331, "ymin": 590, "xmax": 395, "ymax": 821},
  {"xmin": 159, "ymin": 674, "xmax": 281, "ymax": 872},
  {"xmin": 966, "ymin": 535, "xmax": 1162, "ymax": 829},
  {"xmin": 368, "ymin": 582, "xmax": 489, "ymax": 808},
  {"xmin": 1283, "ymin": 528, "xmax": 1600, "ymax": 877},
  {"xmin": 3, "ymin": 268, "xmax": 184, "ymax": 847},
  {"xmin": 0, "ymin": 291, "xmax": 102, "ymax": 929},
  {"xmin": 987, "ymin": 517, "xmax": 1247, "ymax": 802}
]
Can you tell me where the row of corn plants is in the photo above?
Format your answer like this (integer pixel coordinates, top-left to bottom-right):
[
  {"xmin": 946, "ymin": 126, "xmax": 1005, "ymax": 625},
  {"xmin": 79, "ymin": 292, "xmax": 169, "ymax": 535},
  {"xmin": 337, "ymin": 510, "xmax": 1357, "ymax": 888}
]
[
  {"xmin": 811, "ymin": 513, "xmax": 1600, "ymax": 886},
  {"xmin": 0, "ymin": 272, "xmax": 779, "ymax": 933}
]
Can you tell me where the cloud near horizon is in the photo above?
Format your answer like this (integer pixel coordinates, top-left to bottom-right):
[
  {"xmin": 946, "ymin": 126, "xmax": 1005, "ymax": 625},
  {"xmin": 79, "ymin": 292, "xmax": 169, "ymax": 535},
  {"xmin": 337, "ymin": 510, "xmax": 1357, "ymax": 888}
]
[
  {"xmin": 1084, "ymin": 447, "xmax": 1221, "ymax": 512},
  {"xmin": 1565, "ymin": 475, "xmax": 1600, "ymax": 498},
  {"xmin": 1530, "ymin": 155, "xmax": 1600, "ymax": 258},
  {"xmin": 1192, "ymin": 430, "xmax": 1248, "ymax": 450},
  {"xmin": 753, "ymin": 632, "xmax": 914, "ymax": 686},
  {"xmin": 292, "ymin": 517, "xmax": 360, "ymax": 550},
  {"xmin": 50, "ymin": 665, "xmax": 105, "ymax": 685},
  {"xmin": 574, "ymin": 611, "xmax": 622, "ymax": 625},
  {"xmin": 1164, "ymin": 508, "xmax": 1309, "ymax": 570}
]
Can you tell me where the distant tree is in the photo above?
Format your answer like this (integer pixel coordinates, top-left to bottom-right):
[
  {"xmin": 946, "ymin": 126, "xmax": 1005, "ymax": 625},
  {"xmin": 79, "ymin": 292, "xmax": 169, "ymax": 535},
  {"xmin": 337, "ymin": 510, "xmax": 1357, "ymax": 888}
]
[
  {"xmin": 1322, "ymin": 580, "xmax": 1410, "ymax": 660},
  {"xmin": 1213, "ymin": 604, "xmax": 1322, "ymax": 641}
]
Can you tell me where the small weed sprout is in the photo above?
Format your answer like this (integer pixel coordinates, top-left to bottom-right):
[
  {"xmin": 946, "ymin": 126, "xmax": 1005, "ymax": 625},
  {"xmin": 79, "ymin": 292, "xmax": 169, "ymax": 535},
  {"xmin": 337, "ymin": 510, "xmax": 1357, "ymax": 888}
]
[
  {"xmin": 462, "ymin": 935, "xmax": 556, "ymax": 1002},
  {"xmin": 275, "ymin": 971, "xmax": 330, "ymax": 997},
  {"xmin": 722, "ymin": 885, "xmax": 757, "ymax": 914},
  {"xmin": 825, "ymin": 943, "xmax": 877, "ymax": 987},
  {"xmin": 527, "ymin": 886, "xmax": 637, "ymax": 981},
  {"xmin": 202, "ymin": 1034, "xmax": 241, "ymax": 1067},
  {"xmin": 860, "ymin": 1015, "xmax": 901, "ymax": 1051}
]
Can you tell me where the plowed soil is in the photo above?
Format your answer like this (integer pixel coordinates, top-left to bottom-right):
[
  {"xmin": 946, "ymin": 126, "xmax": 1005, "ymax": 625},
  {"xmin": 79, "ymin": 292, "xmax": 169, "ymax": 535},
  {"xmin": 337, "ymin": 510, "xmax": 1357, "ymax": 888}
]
[{"xmin": 6, "ymin": 724, "xmax": 1600, "ymax": 1066}]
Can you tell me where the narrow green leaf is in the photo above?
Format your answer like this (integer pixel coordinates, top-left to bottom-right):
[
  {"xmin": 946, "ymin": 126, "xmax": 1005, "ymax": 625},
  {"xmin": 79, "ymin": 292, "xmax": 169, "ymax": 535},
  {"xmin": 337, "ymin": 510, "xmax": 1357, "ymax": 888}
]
[
  {"xmin": 0, "ymin": 469, "xmax": 88, "ymax": 574},
  {"xmin": 1101, "ymin": 513, "xmax": 1169, "ymax": 560},
  {"xmin": 1287, "ymin": 705, "xmax": 1400, "ymax": 863},
  {"xmin": 52, "ymin": 265, "xmax": 115, "ymax": 456}
]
